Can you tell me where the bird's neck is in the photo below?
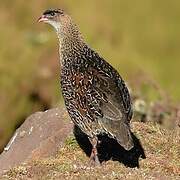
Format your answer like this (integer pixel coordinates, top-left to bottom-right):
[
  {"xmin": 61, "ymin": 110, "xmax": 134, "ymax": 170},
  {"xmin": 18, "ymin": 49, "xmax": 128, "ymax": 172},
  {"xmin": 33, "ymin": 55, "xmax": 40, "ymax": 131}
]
[{"xmin": 56, "ymin": 24, "xmax": 86, "ymax": 65}]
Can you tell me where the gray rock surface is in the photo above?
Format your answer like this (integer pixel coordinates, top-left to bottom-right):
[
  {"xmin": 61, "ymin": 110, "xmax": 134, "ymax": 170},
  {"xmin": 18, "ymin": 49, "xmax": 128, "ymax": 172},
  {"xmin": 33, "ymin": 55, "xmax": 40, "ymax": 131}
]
[{"xmin": 0, "ymin": 108, "xmax": 73, "ymax": 174}]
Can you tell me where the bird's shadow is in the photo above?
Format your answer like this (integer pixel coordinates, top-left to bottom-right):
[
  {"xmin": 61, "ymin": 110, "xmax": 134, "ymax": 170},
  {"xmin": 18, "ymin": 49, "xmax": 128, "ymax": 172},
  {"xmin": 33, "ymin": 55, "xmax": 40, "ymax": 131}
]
[{"xmin": 73, "ymin": 125, "xmax": 146, "ymax": 168}]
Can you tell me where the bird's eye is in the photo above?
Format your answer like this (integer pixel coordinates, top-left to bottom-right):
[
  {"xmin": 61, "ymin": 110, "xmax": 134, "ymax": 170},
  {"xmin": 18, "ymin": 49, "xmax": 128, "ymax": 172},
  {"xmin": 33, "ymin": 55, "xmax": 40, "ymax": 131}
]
[{"xmin": 50, "ymin": 12, "xmax": 55, "ymax": 16}]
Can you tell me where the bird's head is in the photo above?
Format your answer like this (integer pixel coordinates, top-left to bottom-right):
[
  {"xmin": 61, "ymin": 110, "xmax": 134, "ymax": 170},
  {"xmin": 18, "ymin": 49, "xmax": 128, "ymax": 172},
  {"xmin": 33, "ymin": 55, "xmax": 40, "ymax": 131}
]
[
  {"xmin": 38, "ymin": 9, "xmax": 71, "ymax": 31},
  {"xmin": 38, "ymin": 9, "xmax": 84, "ymax": 47}
]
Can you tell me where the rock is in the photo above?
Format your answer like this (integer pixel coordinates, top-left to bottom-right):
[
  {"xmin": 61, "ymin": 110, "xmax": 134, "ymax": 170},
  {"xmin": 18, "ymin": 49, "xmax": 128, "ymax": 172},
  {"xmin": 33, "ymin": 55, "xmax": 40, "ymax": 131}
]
[{"xmin": 0, "ymin": 108, "xmax": 73, "ymax": 175}]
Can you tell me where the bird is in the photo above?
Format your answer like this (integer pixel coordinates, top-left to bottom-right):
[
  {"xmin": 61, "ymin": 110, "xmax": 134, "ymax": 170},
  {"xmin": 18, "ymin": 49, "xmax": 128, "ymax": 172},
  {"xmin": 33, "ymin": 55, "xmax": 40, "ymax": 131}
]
[{"xmin": 38, "ymin": 9, "xmax": 134, "ymax": 165}]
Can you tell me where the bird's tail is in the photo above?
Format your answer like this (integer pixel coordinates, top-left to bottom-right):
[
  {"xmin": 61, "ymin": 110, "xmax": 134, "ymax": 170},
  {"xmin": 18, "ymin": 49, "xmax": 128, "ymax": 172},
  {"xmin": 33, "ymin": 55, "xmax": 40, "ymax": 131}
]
[
  {"xmin": 115, "ymin": 122, "xmax": 134, "ymax": 150},
  {"xmin": 101, "ymin": 118, "xmax": 134, "ymax": 151}
]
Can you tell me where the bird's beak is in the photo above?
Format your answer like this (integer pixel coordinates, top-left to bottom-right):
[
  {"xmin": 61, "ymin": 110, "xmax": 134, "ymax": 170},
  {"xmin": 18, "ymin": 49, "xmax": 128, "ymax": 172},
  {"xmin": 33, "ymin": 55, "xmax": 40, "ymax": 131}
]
[{"xmin": 38, "ymin": 15, "xmax": 49, "ymax": 23}]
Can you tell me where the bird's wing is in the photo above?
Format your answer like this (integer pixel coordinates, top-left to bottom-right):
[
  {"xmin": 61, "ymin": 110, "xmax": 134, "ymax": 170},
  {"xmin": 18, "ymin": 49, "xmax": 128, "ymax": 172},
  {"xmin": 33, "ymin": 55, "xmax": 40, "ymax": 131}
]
[
  {"xmin": 77, "ymin": 50, "xmax": 134, "ymax": 150},
  {"xmin": 70, "ymin": 48, "xmax": 134, "ymax": 150},
  {"xmin": 85, "ymin": 64, "xmax": 133, "ymax": 150},
  {"xmin": 86, "ymin": 51, "xmax": 133, "ymax": 122}
]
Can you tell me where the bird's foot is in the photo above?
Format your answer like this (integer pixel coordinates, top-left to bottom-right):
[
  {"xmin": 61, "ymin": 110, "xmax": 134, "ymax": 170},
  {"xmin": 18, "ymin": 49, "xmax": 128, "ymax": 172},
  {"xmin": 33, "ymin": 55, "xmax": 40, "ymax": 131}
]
[{"xmin": 88, "ymin": 147, "xmax": 101, "ymax": 166}]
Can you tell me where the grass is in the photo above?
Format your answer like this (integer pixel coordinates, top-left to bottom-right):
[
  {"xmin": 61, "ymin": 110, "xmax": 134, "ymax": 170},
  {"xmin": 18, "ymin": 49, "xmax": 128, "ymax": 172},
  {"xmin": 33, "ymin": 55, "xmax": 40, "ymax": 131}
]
[{"xmin": 1, "ymin": 121, "xmax": 179, "ymax": 179}]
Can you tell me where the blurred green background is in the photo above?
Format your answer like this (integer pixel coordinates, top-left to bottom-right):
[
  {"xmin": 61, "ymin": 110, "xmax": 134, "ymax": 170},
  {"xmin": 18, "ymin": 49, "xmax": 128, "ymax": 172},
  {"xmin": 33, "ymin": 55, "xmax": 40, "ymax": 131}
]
[{"xmin": 0, "ymin": 0, "xmax": 179, "ymax": 151}]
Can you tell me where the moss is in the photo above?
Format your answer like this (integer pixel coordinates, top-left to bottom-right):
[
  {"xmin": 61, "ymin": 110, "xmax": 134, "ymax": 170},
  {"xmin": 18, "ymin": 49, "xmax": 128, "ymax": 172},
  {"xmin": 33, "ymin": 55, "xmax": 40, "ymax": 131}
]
[{"xmin": 65, "ymin": 136, "xmax": 79, "ymax": 149}]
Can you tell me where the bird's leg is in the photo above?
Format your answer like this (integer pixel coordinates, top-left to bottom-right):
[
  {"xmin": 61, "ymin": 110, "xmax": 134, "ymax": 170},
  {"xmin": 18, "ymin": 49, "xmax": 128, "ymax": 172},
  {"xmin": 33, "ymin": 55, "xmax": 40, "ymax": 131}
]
[{"xmin": 89, "ymin": 137, "xmax": 100, "ymax": 166}]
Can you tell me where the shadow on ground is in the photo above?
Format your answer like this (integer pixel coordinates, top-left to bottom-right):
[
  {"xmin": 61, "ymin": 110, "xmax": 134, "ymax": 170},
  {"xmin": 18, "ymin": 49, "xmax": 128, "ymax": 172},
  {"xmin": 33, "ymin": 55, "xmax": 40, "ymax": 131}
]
[{"xmin": 74, "ymin": 125, "xmax": 146, "ymax": 168}]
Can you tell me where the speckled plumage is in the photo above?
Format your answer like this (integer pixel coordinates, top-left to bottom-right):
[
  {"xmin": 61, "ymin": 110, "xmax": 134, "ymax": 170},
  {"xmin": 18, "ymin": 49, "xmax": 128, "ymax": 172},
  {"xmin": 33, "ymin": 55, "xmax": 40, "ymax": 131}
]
[{"xmin": 39, "ymin": 9, "xmax": 134, "ymax": 163}]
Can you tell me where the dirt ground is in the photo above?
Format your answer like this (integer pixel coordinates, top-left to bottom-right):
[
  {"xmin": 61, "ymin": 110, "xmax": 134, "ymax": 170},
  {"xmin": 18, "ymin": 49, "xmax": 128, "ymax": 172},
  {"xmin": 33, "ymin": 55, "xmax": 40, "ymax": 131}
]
[{"xmin": 1, "ymin": 120, "xmax": 179, "ymax": 180}]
